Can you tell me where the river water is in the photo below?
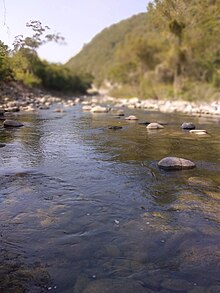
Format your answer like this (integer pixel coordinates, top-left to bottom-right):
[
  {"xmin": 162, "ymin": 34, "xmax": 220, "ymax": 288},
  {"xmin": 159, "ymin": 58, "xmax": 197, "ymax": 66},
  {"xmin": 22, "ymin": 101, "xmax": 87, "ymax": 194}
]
[{"xmin": 0, "ymin": 102, "xmax": 219, "ymax": 292}]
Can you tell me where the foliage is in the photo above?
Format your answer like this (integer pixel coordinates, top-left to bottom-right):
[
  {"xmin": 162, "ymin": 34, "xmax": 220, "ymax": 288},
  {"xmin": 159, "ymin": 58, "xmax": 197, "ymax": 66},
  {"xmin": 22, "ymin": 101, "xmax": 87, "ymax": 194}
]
[
  {"xmin": 67, "ymin": 1, "xmax": 220, "ymax": 100},
  {"xmin": 13, "ymin": 21, "xmax": 65, "ymax": 52},
  {"xmin": 33, "ymin": 60, "xmax": 92, "ymax": 93},
  {"xmin": 0, "ymin": 41, "xmax": 13, "ymax": 81},
  {"xmin": 0, "ymin": 20, "xmax": 92, "ymax": 94}
]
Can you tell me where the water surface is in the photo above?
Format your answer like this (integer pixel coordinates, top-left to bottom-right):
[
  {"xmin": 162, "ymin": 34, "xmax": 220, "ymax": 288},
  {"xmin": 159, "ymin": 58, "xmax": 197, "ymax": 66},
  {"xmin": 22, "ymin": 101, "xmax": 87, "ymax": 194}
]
[{"xmin": 0, "ymin": 104, "xmax": 219, "ymax": 292}]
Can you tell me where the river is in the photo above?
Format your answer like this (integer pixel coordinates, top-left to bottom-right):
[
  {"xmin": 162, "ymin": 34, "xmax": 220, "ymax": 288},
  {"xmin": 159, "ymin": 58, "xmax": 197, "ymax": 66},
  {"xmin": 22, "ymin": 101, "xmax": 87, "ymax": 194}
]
[{"xmin": 0, "ymin": 102, "xmax": 219, "ymax": 292}]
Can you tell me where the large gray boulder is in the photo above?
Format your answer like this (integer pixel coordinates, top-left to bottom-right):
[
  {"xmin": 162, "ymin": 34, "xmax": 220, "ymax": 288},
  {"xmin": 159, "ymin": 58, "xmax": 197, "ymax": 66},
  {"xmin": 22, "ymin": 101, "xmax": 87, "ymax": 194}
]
[{"xmin": 158, "ymin": 157, "xmax": 196, "ymax": 170}]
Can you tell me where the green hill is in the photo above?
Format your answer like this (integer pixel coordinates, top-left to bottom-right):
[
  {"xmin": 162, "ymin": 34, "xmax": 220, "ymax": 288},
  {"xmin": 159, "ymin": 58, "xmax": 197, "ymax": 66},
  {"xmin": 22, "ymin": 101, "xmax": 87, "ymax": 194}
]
[
  {"xmin": 66, "ymin": 13, "xmax": 148, "ymax": 85},
  {"xmin": 66, "ymin": 1, "xmax": 220, "ymax": 100}
]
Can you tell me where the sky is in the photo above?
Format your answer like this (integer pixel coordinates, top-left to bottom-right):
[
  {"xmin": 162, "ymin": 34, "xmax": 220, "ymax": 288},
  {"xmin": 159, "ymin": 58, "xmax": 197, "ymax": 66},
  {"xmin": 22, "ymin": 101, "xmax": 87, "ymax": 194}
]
[{"xmin": 0, "ymin": 0, "xmax": 149, "ymax": 64}]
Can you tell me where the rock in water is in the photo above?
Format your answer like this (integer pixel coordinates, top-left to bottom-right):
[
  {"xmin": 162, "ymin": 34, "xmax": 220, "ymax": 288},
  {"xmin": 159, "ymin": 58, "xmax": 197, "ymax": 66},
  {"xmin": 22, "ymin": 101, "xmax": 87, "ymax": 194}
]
[
  {"xmin": 158, "ymin": 157, "xmax": 196, "ymax": 170},
  {"xmin": 125, "ymin": 115, "xmax": 138, "ymax": 120},
  {"xmin": 181, "ymin": 122, "xmax": 196, "ymax": 130},
  {"xmin": 90, "ymin": 106, "xmax": 109, "ymax": 113},
  {"xmin": 146, "ymin": 122, "xmax": 164, "ymax": 129},
  {"xmin": 189, "ymin": 129, "xmax": 208, "ymax": 135},
  {"xmin": 3, "ymin": 120, "xmax": 24, "ymax": 128}
]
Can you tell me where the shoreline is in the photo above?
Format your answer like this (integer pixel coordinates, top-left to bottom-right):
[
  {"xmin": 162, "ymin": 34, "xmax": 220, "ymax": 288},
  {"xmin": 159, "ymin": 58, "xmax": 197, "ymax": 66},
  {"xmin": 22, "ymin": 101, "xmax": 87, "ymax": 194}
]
[{"xmin": 0, "ymin": 82, "xmax": 219, "ymax": 118}]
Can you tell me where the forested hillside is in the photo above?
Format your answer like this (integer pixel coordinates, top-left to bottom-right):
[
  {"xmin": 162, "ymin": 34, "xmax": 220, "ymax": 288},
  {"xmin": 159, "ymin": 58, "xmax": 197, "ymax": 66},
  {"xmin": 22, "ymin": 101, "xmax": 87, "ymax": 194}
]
[{"xmin": 67, "ymin": 0, "xmax": 220, "ymax": 100}]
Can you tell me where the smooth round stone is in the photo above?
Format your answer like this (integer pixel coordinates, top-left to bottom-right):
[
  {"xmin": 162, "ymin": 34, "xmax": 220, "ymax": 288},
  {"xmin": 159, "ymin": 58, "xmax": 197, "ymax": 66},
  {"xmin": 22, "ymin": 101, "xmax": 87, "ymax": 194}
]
[
  {"xmin": 189, "ymin": 129, "xmax": 207, "ymax": 135},
  {"xmin": 90, "ymin": 106, "xmax": 109, "ymax": 113},
  {"xmin": 146, "ymin": 122, "xmax": 164, "ymax": 129},
  {"xmin": 3, "ymin": 120, "xmax": 24, "ymax": 128},
  {"xmin": 181, "ymin": 122, "xmax": 196, "ymax": 130},
  {"xmin": 125, "ymin": 115, "xmax": 138, "ymax": 120},
  {"xmin": 158, "ymin": 157, "xmax": 196, "ymax": 170}
]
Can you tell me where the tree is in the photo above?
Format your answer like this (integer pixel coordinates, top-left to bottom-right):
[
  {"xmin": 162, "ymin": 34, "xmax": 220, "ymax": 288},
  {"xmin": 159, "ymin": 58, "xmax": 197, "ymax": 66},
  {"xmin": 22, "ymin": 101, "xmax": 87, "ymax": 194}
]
[
  {"xmin": 13, "ymin": 20, "xmax": 65, "ymax": 52},
  {"xmin": 11, "ymin": 21, "xmax": 65, "ymax": 87},
  {"xmin": 0, "ymin": 40, "xmax": 13, "ymax": 81}
]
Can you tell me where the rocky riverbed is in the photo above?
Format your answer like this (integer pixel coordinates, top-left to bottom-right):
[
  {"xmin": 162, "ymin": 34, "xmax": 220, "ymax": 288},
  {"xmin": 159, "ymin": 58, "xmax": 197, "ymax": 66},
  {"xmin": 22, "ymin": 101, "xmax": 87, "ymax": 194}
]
[{"xmin": 0, "ymin": 82, "xmax": 220, "ymax": 118}]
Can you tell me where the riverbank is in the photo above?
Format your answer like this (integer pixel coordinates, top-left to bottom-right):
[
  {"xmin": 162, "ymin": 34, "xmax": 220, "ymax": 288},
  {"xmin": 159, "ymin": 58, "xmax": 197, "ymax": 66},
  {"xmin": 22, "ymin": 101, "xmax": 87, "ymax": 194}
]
[
  {"xmin": 95, "ymin": 95, "xmax": 220, "ymax": 117},
  {"xmin": 0, "ymin": 82, "xmax": 220, "ymax": 118}
]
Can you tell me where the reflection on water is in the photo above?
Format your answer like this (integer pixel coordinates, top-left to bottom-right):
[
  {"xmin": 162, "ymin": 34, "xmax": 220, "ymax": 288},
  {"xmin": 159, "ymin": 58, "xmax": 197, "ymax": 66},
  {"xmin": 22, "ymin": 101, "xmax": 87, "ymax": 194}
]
[{"xmin": 0, "ymin": 104, "xmax": 219, "ymax": 292}]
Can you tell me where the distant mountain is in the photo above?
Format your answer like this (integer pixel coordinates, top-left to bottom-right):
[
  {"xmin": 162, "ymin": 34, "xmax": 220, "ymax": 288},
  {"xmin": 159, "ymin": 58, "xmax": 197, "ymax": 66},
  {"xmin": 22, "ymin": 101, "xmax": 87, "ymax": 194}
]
[{"xmin": 66, "ymin": 13, "xmax": 148, "ymax": 85}]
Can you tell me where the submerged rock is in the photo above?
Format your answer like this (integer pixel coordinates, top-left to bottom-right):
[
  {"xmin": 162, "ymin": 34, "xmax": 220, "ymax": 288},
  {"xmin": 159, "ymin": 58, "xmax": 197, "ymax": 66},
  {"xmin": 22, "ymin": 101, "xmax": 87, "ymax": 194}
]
[
  {"xmin": 146, "ymin": 122, "xmax": 164, "ymax": 129},
  {"xmin": 3, "ymin": 120, "xmax": 24, "ymax": 128},
  {"xmin": 0, "ymin": 143, "xmax": 6, "ymax": 147},
  {"xmin": 125, "ymin": 115, "xmax": 138, "ymax": 120},
  {"xmin": 108, "ymin": 126, "xmax": 123, "ymax": 130},
  {"xmin": 181, "ymin": 122, "xmax": 196, "ymax": 130},
  {"xmin": 189, "ymin": 129, "xmax": 208, "ymax": 135},
  {"xmin": 158, "ymin": 157, "xmax": 196, "ymax": 170},
  {"xmin": 187, "ymin": 176, "xmax": 217, "ymax": 188}
]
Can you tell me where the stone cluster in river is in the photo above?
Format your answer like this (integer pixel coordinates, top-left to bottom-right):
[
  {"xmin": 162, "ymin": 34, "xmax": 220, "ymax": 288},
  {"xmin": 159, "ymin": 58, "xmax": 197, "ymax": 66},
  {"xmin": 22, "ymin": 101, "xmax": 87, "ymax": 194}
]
[{"xmin": 0, "ymin": 90, "xmax": 214, "ymax": 171}]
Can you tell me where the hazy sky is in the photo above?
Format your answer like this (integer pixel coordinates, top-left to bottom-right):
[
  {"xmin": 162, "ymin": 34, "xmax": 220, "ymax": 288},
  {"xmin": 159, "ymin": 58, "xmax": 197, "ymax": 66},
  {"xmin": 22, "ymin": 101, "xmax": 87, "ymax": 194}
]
[{"xmin": 0, "ymin": 0, "xmax": 149, "ymax": 64}]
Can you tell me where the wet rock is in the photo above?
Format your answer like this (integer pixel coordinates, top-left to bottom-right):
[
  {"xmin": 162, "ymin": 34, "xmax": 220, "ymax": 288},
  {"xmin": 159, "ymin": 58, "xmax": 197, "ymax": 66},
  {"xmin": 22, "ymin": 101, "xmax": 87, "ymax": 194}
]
[
  {"xmin": 0, "ymin": 108, "xmax": 5, "ymax": 119},
  {"xmin": 146, "ymin": 122, "xmax": 164, "ymax": 129},
  {"xmin": 5, "ymin": 106, "xmax": 20, "ymax": 112},
  {"xmin": 181, "ymin": 122, "xmax": 196, "ymax": 130},
  {"xmin": 82, "ymin": 279, "xmax": 151, "ymax": 293},
  {"xmin": 0, "ymin": 143, "xmax": 6, "ymax": 147},
  {"xmin": 189, "ymin": 129, "xmax": 208, "ymax": 135},
  {"xmin": 91, "ymin": 106, "xmax": 109, "ymax": 113},
  {"xmin": 125, "ymin": 115, "xmax": 138, "ymax": 120},
  {"xmin": 158, "ymin": 157, "xmax": 196, "ymax": 170},
  {"xmin": 3, "ymin": 120, "xmax": 24, "ymax": 128},
  {"xmin": 138, "ymin": 121, "xmax": 151, "ymax": 125},
  {"xmin": 108, "ymin": 126, "xmax": 122, "ymax": 130}
]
